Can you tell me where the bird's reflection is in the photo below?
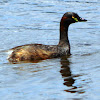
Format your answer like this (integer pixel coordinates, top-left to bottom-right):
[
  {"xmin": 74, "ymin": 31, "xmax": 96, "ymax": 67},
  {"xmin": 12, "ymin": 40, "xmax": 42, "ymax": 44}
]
[
  {"xmin": 60, "ymin": 56, "xmax": 75, "ymax": 86},
  {"xmin": 60, "ymin": 56, "xmax": 84, "ymax": 94},
  {"xmin": 60, "ymin": 56, "xmax": 75, "ymax": 87}
]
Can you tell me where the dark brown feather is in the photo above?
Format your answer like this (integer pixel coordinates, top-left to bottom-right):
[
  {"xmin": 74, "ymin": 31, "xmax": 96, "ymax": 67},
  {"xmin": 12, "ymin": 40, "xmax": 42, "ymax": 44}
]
[{"xmin": 8, "ymin": 44, "xmax": 66, "ymax": 62}]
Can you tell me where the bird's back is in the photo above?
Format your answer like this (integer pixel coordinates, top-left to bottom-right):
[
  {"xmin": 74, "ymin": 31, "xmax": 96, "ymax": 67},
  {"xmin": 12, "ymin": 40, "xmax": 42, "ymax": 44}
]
[{"xmin": 8, "ymin": 44, "xmax": 64, "ymax": 62}]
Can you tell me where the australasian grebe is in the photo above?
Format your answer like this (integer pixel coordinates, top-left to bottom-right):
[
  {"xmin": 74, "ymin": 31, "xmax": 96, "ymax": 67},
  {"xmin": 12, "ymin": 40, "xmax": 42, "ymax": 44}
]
[{"xmin": 8, "ymin": 12, "xmax": 87, "ymax": 62}]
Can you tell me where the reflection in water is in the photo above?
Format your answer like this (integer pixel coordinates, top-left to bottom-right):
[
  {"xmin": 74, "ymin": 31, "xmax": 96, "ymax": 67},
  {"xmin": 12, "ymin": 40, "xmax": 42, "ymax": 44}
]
[
  {"xmin": 60, "ymin": 57, "xmax": 75, "ymax": 86},
  {"xmin": 60, "ymin": 56, "xmax": 85, "ymax": 94}
]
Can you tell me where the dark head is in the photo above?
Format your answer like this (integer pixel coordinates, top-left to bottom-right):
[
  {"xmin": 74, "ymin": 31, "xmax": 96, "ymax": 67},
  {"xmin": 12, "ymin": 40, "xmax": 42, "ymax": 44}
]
[{"xmin": 61, "ymin": 12, "xmax": 87, "ymax": 26}]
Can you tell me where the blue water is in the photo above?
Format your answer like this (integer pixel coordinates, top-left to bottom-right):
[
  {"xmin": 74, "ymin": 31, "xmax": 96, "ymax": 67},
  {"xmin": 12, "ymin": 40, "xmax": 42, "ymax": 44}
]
[{"xmin": 0, "ymin": 0, "xmax": 100, "ymax": 100}]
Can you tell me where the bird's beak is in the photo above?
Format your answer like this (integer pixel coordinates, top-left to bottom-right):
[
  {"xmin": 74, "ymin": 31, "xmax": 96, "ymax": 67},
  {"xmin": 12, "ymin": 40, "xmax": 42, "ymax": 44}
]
[{"xmin": 79, "ymin": 17, "xmax": 87, "ymax": 22}]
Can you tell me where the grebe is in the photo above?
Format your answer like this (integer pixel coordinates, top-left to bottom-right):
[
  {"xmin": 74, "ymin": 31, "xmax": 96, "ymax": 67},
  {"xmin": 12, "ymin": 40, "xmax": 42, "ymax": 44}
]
[{"xmin": 8, "ymin": 12, "xmax": 87, "ymax": 62}]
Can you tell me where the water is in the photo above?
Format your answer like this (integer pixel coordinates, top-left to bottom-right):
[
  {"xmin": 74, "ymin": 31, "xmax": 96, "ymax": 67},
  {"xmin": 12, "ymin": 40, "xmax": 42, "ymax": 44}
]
[{"xmin": 0, "ymin": 0, "xmax": 100, "ymax": 100}]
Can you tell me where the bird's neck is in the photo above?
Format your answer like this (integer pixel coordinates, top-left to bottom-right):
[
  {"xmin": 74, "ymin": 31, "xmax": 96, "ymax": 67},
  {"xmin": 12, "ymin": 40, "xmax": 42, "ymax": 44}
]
[{"xmin": 58, "ymin": 18, "xmax": 70, "ymax": 47}]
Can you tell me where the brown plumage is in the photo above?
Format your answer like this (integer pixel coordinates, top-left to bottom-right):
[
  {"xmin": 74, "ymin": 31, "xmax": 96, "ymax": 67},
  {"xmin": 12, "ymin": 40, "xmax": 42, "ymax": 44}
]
[
  {"xmin": 8, "ymin": 44, "xmax": 69, "ymax": 62},
  {"xmin": 8, "ymin": 12, "xmax": 87, "ymax": 63}
]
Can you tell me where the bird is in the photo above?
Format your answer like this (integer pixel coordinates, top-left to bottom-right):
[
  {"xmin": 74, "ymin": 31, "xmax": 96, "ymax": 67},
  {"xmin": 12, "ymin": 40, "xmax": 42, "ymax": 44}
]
[{"xmin": 8, "ymin": 12, "xmax": 87, "ymax": 63}]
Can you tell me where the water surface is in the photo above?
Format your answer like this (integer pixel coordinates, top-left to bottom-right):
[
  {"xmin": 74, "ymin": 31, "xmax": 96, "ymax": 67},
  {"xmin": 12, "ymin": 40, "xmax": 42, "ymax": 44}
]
[{"xmin": 0, "ymin": 0, "xmax": 100, "ymax": 100}]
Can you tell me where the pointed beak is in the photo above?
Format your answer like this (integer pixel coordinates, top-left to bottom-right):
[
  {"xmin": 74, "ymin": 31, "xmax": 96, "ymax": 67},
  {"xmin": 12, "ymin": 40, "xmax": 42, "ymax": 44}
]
[{"xmin": 79, "ymin": 17, "xmax": 87, "ymax": 22}]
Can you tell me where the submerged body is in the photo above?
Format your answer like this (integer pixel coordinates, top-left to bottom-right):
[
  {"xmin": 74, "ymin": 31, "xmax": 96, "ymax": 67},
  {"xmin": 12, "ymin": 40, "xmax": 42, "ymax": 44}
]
[{"xmin": 8, "ymin": 12, "xmax": 87, "ymax": 62}]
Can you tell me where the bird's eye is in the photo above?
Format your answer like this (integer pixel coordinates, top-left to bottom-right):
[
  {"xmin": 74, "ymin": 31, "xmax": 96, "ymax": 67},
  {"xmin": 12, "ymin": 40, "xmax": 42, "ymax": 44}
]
[{"xmin": 72, "ymin": 16, "xmax": 78, "ymax": 22}]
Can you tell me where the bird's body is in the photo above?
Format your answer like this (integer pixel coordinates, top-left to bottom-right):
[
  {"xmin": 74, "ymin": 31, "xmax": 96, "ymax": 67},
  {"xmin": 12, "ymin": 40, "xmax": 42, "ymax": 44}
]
[
  {"xmin": 8, "ymin": 12, "xmax": 87, "ymax": 63},
  {"xmin": 8, "ymin": 43, "xmax": 70, "ymax": 62}
]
